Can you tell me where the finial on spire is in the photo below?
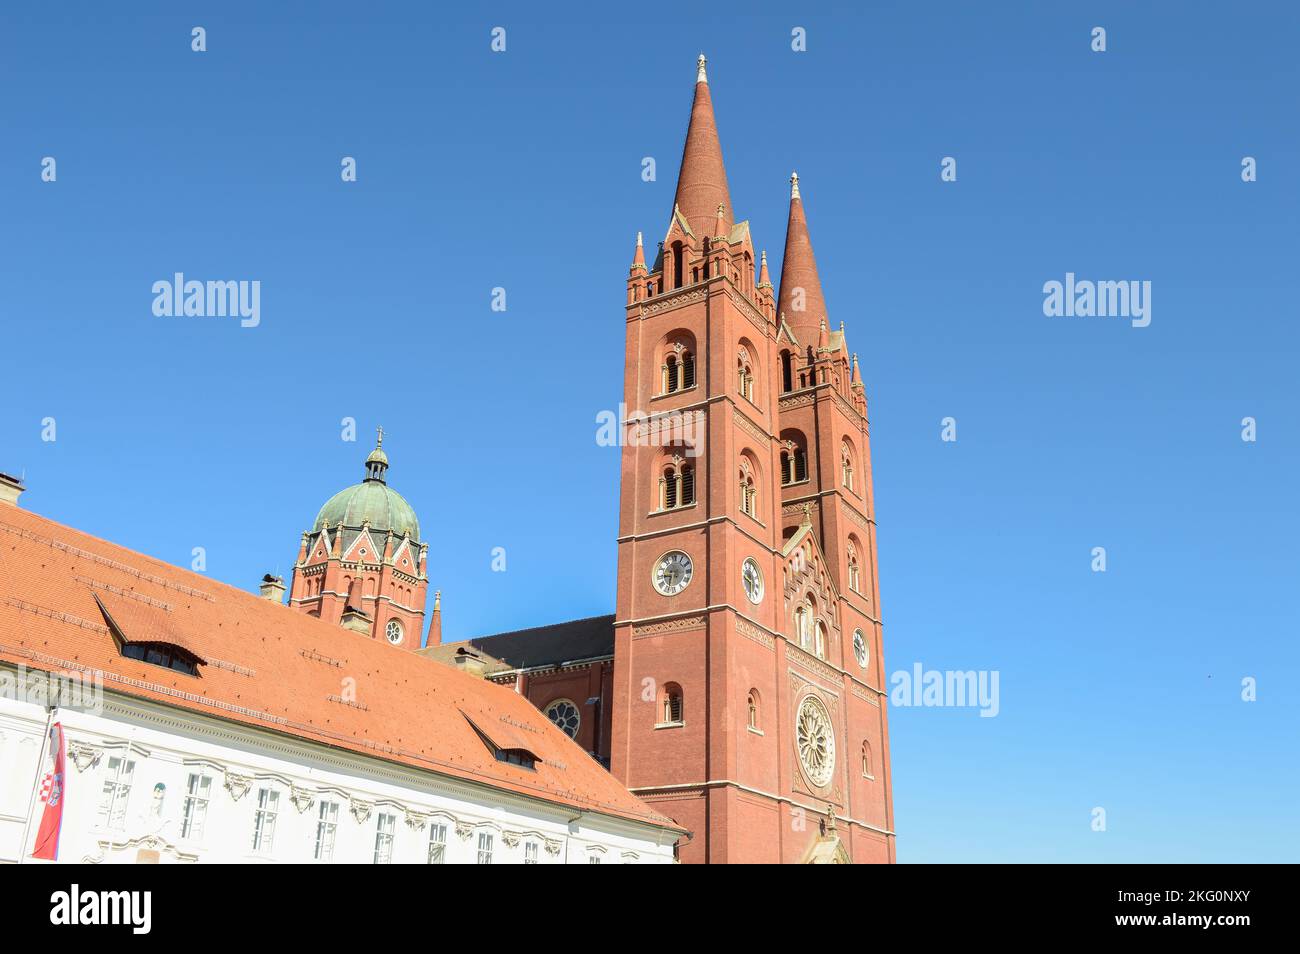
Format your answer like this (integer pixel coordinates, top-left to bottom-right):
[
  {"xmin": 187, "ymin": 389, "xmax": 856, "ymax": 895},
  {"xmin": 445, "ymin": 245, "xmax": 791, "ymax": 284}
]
[
  {"xmin": 696, "ymin": 53, "xmax": 708, "ymax": 84},
  {"xmin": 631, "ymin": 231, "xmax": 646, "ymax": 271},
  {"xmin": 433, "ymin": 590, "xmax": 441, "ymax": 612},
  {"xmin": 364, "ymin": 426, "xmax": 389, "ymax": 482},
  {"xmin": 714, "ymin": 203, "xmax": 727, "ymax": 237},
  {"xmin": 790, "ymin": 171, "xmax": 800, "ymax": 200}
]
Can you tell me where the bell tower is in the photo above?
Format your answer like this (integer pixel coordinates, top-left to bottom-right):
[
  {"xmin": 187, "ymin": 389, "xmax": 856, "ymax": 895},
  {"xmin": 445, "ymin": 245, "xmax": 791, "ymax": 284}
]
[{"xmin": 609, "ymin": 57, "xmax": 895, "ymax": 863}]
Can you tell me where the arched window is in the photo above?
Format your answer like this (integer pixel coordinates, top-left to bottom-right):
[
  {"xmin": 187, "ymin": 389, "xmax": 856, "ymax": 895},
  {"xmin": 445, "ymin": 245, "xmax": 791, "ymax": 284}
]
[
  {"xmin": 795, "ymin": 604, "xmax": 812, "ymax": 651},
  {"xmin": 780, "ymin": 446, "xmax": 807, "ymax": 485},
  {"xmin": 662, "ymin": 349, "xmax": 696, "ymax": 395},
  {"xmin": 862, "ymin": 740, "xmax": 874, "ymax": 778},
  {"xmin": 847, "ymin": 542, "xmax": 862, "ymax": 594},
  {"xmin": 780, "ymin": 350, "xmax": 794, "ymax": 392},
  {"xmin": 841, "ymin": 440, "xmax": 855, "ymax": 491},
  {"xmin": 661, "ymin": 683, "xmax": 684, "ymax": 725},
  {"xmin": 658, "ymin": 456, "xmax": 695, "ymax": 511},
  {"xmin": 814, "ymin": 621, "xmax": 827, "ymax": 660},
  {"xmin": 671, "ymin": 241, "xmax": 684, "ymax": 289},
  {"xmin": 747, "ymin": 690, "xmax": 759, "ymax": 730},
  {"xmin": 739, "ymin": 468, "xmax": 757, "ymax": 518},
  {"xmin": 736, "ymin": 346, "xmax": 754, "ymax": 402}
]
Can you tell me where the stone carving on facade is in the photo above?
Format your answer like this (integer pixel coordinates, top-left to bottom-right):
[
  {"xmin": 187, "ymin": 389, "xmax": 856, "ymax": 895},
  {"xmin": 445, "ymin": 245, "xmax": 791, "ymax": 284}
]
[
  {"xmin": 544, "ymin": 838, "xmax": 563, "ymax": 856},
  {"xmin": 405, "ymin": 810, "xmax": 430, "ymax": 831},
  {"xmin": 223, "ymin": 772, "xmax": 252, "ymax": 801},
  {"xmin": 455, "ymin": 821, "xmax": 474, "ymax": 840},
  {"xmin": 290, "ymin": 786, "xmax": 316, "ymax": 813},
  {"xmin": 67, "ymin": 740, "xmax": 103, "ymax": 772},
  {"xmin": 349, "ymin": 798, "xmax": 374, "ymax": 823},
  {"xmin": 502, "ymin": 831, "xmax": 522, "ymax": 848}
]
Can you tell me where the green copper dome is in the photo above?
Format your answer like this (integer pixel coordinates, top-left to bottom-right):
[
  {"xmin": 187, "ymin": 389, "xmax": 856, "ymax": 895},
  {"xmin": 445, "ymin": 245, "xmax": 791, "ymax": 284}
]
[
  {"xmin": 314, "ymin": 481, "xmax": 420, "ymax": 541},
  {"xmin": 313, "ymin": 429, "xmax": 421, "ymax": 542}
]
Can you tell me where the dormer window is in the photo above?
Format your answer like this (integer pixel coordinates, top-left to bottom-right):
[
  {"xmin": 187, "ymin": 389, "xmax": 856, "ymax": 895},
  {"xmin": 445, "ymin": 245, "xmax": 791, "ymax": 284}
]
[
  {"xmin": 121, "ymin": 642, "xmax": 200, "ymax": 676},
  {"xmin": 495, "ymin": 748, "xmax": 537, "ymax": 770}
]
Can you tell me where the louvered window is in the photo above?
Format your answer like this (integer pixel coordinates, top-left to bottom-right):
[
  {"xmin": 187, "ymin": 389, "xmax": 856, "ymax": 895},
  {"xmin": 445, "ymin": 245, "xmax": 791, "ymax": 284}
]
[{"xmin": 680, "ymin": 466, "xmax": 695, "ymax": 505}]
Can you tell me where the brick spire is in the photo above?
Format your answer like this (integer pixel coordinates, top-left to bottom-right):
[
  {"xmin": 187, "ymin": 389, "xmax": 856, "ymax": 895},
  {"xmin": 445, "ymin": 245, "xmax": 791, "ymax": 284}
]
[
  {"xmin": 777, "ymin": 171, "xmax": 829, "ymax": 339},
  {"xmin": 671, "ymin": 54, "xmax": 734, "ymax": 239}
]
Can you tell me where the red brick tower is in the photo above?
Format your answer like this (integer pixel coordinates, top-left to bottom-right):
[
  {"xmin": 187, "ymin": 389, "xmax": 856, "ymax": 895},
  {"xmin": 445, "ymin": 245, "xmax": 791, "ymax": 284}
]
[
  {"xmin": 287, "ymin": 429, "xmax": 431, "ymax": 650},
  {"xmin": 609, "ymin": 57, "xmax": 895, "ymax": 863}
]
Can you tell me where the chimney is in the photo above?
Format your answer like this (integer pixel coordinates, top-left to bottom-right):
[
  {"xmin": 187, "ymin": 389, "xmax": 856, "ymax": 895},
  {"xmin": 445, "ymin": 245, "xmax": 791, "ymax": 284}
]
[
  {"xmin": 340, "ymin": 604, "xmax": 372, "ymax": 635},
  {"xmin": 259, "ymin": 573, "xmax": 286, "ymax": 603},
  {"xmin": 0, "ymin": 472, "xmax": 24, "ymax": 507},
  {"xmin": 451, "ymin": 647, "xmax": 488, "ymax": 679}
]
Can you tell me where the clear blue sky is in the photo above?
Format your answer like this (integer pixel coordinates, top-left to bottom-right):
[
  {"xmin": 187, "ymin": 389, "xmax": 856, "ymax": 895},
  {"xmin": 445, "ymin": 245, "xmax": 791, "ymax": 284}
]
[{"xmin": 2, "ymin": 2, "xmax": 1296, "ymax": 863}]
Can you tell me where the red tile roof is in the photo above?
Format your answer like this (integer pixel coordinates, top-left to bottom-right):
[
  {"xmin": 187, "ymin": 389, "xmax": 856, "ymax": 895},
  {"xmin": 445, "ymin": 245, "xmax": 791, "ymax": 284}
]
[{"xmin": 0, "ymin": 507, "xmax": 681, "ymax": 833}]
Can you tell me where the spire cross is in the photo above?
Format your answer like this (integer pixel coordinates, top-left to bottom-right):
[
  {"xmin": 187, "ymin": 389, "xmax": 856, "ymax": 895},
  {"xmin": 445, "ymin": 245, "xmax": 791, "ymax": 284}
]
[{"xmin": 376, "ymin": 425, "xmax": 384, "ymax": 448}]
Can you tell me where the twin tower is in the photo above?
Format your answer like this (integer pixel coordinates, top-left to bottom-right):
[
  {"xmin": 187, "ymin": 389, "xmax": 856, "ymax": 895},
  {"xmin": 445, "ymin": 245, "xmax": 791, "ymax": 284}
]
[
  {"xmin": 610, "ymin": 56, "xmax": 894, "ymax": 862},
  {"xmin": 285, "ymin": 56, "xmax": 895, "ymax": 863}
]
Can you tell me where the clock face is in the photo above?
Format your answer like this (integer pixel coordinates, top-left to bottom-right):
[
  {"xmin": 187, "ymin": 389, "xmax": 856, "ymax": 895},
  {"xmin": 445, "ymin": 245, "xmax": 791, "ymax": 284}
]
[
  {"xmin": 742, "ymin": 558, "xmax": 763, "ymax": 604},
  {"xmin": 653, "ymin": 550, "xmax": 693, "ymax": 596}
]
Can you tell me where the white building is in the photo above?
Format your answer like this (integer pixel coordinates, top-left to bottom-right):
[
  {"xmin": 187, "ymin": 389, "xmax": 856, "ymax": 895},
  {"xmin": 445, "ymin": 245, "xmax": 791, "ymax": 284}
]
[{"xmin": 0, "ymin": 488, "xmax": 683, "ymax": 864}]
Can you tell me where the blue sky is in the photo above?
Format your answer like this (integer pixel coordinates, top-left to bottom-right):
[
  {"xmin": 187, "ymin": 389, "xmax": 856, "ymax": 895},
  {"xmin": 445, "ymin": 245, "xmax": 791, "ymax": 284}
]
[{"xmin": 2, "ymin": 2, "xmax": 1296, "ymax": 863}]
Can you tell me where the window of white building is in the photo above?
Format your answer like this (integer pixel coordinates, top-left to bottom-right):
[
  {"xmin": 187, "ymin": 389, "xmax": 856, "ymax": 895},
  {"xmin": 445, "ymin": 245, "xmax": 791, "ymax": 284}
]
[
  {"xmin": 524, "ymin": 840, "xmax": 539, "ymax": 864},
  {"xmin": 374, "ymin": 812, "xmax": 397, "ymax": 864},
  {"xmin": 97, "ymin": 756, "xmax": 135, "ymax": 830},
  {"xmin": 476, "ymin": 831, "xmax": 493, "ymax": 865},
  {"xmin": 428, "ymin": 822, "xmax": 447, "ymax": 864},
  {"xmin": 314, "ymin": 800, "xmax": 339, "ymax": 862},
  {"xmin": 180, "ymin": 772, "xmax": 211, "ymax": 841},
  {"xmin": 251, "ymin": 787, "xmax": 279, "ymax": 855}
]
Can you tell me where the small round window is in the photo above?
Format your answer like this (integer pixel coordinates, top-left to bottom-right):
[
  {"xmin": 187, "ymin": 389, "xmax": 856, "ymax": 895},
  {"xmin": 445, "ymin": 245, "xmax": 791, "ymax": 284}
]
[
  {"xmin": 385, "ymin": 619, "xmax": 404, "ymax": 645},
  {"xmin": 853, "ymin": 629, "xmax": 868, "ymax": 669}
]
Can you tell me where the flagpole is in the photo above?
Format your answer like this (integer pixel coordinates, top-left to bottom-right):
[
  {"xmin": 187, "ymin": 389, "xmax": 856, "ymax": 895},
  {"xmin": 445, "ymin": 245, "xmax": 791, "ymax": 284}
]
[{"xmin": 18, "ymin": 681, "xmax": 60, "ymax": 865}]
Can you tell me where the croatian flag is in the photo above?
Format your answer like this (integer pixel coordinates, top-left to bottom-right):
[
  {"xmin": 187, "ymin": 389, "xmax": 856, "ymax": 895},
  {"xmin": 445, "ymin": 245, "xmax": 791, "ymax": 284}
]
[{"xmin": 31, "ymin": 722, "xmax": 65, "ymax": 861}]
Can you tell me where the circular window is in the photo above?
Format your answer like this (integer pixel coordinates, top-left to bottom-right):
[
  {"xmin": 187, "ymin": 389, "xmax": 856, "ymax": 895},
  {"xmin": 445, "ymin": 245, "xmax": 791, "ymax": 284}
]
[
  {"xmin": 544, "ymin": 699, "xmax": 581, "ymax": 739},
  {"xmin": 853, "ymin": 629, "xmax": 868, "ymax": 669},
  {"xmin": 384, "ymin": 619, "xmax": 404, "ymax": 645},
  {"xmin": 796, "ymin": 694, "xmax": 836, "ymax": 788},
  {"xmin": 742, "ymin": 558, "xmax": 763, "ymax": 604}
]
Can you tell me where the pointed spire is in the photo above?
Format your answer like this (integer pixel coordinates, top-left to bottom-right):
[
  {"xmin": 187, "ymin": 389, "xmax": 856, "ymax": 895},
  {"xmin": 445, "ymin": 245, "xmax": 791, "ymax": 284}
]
[
  {"xmin": 818, "ymin": 317, "xmax": 830, "ymax": 350},
  {"xmin": 428, "ymin": 590, "xmax": 442, "ymax": 646},
  {"xmin": 630, "ymin": 231, "xmax": 646, "ymax": 272},
  {"xmin": 671, "ymin": 54, "xmax": 734, "ymax": 240},
  {"xmin": 758, "ymin": 249, "xmax": 772, "ymax": 288},
  {"xmin": 714, "ymin": 202, "xmax": 727, "ymax": 238},
  {"xmin": 852, "ymin": 352, "xmax": 863, "ymax": 385},
  {"xmin": 777, "ymin": 172, "xmax": 829, "ymax": 341}
]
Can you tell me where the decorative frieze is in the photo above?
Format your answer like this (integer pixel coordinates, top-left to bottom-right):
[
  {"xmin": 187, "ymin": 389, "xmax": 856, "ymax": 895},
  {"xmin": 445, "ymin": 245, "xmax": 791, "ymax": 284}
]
[
  {"xmin": 735, "ymin": 618, "xmax": 775, "ymax": 650},
  {"xmin": 632, "ymin": 615, "xmax": 706, "ymax": 637}
]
